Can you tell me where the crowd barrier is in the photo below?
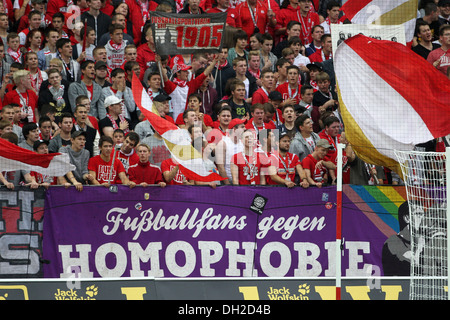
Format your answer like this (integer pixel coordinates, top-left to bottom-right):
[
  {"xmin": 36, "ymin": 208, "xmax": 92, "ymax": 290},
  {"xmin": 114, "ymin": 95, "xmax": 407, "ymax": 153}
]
[{"xmin": 0, "ymin": 184, "xmax": 413, "ymax": 300}]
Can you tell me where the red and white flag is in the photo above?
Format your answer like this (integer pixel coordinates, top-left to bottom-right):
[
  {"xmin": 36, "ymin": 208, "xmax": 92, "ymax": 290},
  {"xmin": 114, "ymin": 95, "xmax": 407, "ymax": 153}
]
[
  {"xmin": 0, "ymin": 139, "xmax": 75, "ymax": 176},
  {"xmin": 340, "ymin": 0, "xmax": 418, "ymax": 46},
  {"xmin": 131, "ymin": 73, "xmax": 225, "ymax": 182},
  {"xmin": 335, "ymin": 34, "xmax": 450, "ymax": 174}
]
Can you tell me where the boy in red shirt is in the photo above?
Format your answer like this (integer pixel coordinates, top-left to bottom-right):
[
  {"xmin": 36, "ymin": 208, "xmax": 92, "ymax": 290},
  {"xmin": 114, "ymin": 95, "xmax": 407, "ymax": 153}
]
[
  {"xmin": 88, "ymin": 135, "xmax": 135, "ymax": 187},
  {"xmin": 128, "ymin": 143, "xmax": 166, "ymax": 187}
]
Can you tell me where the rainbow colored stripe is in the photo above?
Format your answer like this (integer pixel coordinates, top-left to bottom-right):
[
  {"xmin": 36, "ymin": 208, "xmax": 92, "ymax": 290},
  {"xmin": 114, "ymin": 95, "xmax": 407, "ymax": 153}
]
[{"xmin": 343, "ymin": 185, "xmax": 408, "ymax": 237}]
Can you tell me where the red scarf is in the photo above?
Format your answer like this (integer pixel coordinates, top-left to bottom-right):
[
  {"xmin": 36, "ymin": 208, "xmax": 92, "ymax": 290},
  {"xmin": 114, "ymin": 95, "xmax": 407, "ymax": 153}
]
[
  {"xmin": 172, "ymin": 77, "xmax": 187, "ymax": 87},
  {"xmin": 7, "ymin": 47, "xmax": 22, "ymax": 63},
  {"xmin": 29, "ymin": 70, "xmax": 43, "ymax": 92},
  {"xmin": 216, "ymin": 61, "xmax": 228, "ymax": 70},
  {"xmin": 106, "ymin": 113, "xmax": 129, "ymax": 134},
  {"xmin": 108, "ymin": 40, "xmax": 125, "ymax": 51},
  {"xmin": 248, "ymin": 68, "xmax": 260, "ymax": 79},
  {"xmin": 138, "ymin": 0, "xmax": 150, "ymax": 24}
]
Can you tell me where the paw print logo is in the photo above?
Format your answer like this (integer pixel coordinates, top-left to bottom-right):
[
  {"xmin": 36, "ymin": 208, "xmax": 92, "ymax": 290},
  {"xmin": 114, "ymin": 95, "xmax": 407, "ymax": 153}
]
[
  {"xmin": 85, "ymin": 285, "xmax": 98, "ymax": 298},
  {"xmin": 298, "ymin": 284, "xmax": 310, "ymax": 296}
]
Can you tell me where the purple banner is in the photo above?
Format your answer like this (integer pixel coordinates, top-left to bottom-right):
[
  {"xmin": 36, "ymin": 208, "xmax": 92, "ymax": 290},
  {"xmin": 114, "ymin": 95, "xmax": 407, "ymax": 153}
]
[{"xmin": 42, "ymin": 185, "xmax": 399, "ymax": 278}]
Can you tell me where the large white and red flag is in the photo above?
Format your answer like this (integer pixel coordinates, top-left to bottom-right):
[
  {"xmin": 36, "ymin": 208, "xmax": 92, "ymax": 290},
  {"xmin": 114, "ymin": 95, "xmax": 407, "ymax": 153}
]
[
  {"xmin": 0, "ymin": 139, "xmax": 75, "ymax": 176},
  {"xmin": 131, "ymin": 73, "xmax": 225, "ymax": 182},
  {"xmin": 340, "ymin": 0, "xmax": 418, "ymax": 45},
  {"xmin": 334, "ymin": 34, "xmax": 450, "ymax": 175}
]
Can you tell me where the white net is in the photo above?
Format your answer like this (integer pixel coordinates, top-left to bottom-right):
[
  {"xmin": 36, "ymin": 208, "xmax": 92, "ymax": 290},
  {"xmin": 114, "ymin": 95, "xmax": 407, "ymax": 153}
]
[{"xmin": 394, "ymin": 150, "xmax": 448, "ymax": 300}]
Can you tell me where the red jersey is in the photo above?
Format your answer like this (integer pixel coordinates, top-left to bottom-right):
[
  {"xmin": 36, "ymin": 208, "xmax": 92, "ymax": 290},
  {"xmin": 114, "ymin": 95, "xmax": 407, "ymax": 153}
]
[
  {"xmin": 318, "ymin": 129, "xmax": 340, "ymax": 164},
  {"xmin": 46, "ymin": 0, "xmax": 69, "ymax": 18},
  {"xmin": 276, "ymin": 82, "xmax": 302, "ymax": 104},
  {"xmin": 136, "ymin": 43, "xmax": 156, "ymax": 80},
  {"xmin": 206, "ymin": 126, "xmax": 227, "ymax": 144},
  {"xmin": 3, "ymin": 89, "xmax": 38, "ymax": 124},
  {"xmin": 207, "ymin": 7, "xmax": 237, "ymax": 27},
  {"xmin": 252, "ymin": 87, "xmax": 270, "ymax": 105},
  {"xmin": 88, "ymin": 155, "xmax": 126, "ymax": 184},
  {"xmin": 298, "ymin": 11, "xmax": 320, "ymax": 45},
  {"xmin": 318, "ymin": 129, "xmax": 350, "ymax": 182},
  {"xmin": 235, "ymin": 1, "xmax": 270, "ymax": 39},
  {"xmin": 245, "ymin": 119, "xmax": 276, "ymax": 131},
  {"xmin": 277, "ymin": 5, "xmax": 302, "ymax": 32},
  {"xmin": 266, "ymin": 151, "xmax": 299, "ymax": 185},
  {"xmin": 161, "ymin": 158, "xmax": 186, "ymax": 185},
  {"xmin": 308, "ymin": 49, "xmax": 332, "ymax": 63},
  {"xmin": 231, "ymin": 152, "xmax": 265, "ymax": 185},
  {"xmin": 126, "ymin": 0, "xmax": 159, "ymax": 45},
  {"xmin": 302, "ymin": 154, "xmax": 326, "ymax": 182},
  {"xmin": 116, "ymin": 149, "xmax": 139, "ymax": 173},
  {"xmin": 128, "ymin": 161, "xmax": 164, "ymax": 184},
  {"xmin": 30, "ymin": 171, "xmax": 57, "ymax": 185},
  {"xmin": 175, "ymin": 112, "xmax": 214, "ymax": 127}
]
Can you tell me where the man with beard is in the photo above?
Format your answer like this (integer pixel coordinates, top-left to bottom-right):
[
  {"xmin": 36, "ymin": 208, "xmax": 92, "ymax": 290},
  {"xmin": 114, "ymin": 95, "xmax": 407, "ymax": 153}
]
[
  {"xmin": 267, "ymin": 131, "xmax": 309, "ymax": 188},
  {"xmin": 301, "ymin": 138, "xmax": 333, "ymax": 187}
]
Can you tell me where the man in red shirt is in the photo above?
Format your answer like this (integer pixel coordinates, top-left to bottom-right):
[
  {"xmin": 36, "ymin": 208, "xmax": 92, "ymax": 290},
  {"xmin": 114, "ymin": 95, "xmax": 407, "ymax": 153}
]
[
  {"xmin": 301, "ymin": 138, "xmax": 333, "ymax": 187},
  {"xmin": 267, "ymin": 131, "xmax": 309, "ymax": 187},
  {"xmin": 252, "ymin": 69, "xmax": 275, "ymax": 105},
  {"xmin": 126, "ymin": 0, "xmax": 158, "ymax": 45},
  {"xmin": 276, "ymin": 64, "xmax": 302, "ymax": 106},
  {"xmin": 88, "ymin": 135, "xmax": 136, "ymax": 187},
  {"xmin": 116, "ymin": 131, "xmax": 140, "ymax": 173},
  {"xmin": 245, "ymin": 103, "xmax": 276, "ymax": 132},
  {"xmin": 128, "ymin": 143, "xmax": 166, "ymax": 187},
  {"xmin": 207, "ymin": 0, "xmax": 237, "ymax": 27},
  {"xmin": 427, "ymin": 24, "xmax": 450, "ymax": 75},
  {"xmin": 231, "ymin": 129, "xmax": 266, "ymax": 185},
  {"xmin": 297, "ymin": 0, "xmax": 320, "ymax": 46},
  {"xmin": 136, "ymin": 23, "xmax": 156, "ymax": 80},
  {"xmin": 308, "ymin": 34, "xmax": 333, "ymax": 63},
  {"xmin": 3, "ymin": 70, "xmax": 38, "ymax": 125},
  {"xmin": 161, "ymin": 157, "xmax": 192, "ymax": 185},
  {"xmin": 235, "ymin": 0, "xmax": 276, "ymax": 39}
]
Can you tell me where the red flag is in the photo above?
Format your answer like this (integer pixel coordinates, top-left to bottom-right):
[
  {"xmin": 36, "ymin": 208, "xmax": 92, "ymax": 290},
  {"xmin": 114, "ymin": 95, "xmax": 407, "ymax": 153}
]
[
  {"xmin": 131, "ymin": 73, "xmax": 225, "ymax": 182},
  {"xmin": 0, "ymin": 139, "xmax": 75, "ymax": 176}
]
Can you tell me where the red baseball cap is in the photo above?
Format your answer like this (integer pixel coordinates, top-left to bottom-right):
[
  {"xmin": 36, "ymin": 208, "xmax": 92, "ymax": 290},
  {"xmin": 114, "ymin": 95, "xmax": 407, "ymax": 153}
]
[{"xmin": 229, "ymin": 118, "xmax": 246, "ymax": 129}]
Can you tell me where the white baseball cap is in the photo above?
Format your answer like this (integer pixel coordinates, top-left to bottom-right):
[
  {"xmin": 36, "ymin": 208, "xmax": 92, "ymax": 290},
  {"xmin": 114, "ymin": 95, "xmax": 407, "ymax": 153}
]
[{"xmin": 104, "ymin": 95, "xmax": 123, "ymax": 108}]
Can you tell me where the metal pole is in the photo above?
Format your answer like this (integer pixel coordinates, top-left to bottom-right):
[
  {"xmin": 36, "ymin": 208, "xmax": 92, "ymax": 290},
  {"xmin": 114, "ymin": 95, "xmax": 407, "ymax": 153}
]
[
  {"xmin": 108, "ymin": 144, "xmax": 120, "ymax": 185},
  {"xmin": 446, "ymin": 147, "xmax": 450, "ymax": 300},
  {"xmin": 336, "ymin": 143, "xmax": 345, "ymax": 300}
]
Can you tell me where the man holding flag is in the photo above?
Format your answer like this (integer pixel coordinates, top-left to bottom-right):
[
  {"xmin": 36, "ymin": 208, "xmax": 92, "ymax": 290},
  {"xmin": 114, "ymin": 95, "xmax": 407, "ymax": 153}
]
[{"xmin": 161, "ymin": 54, "xmax": 219, "ymax": 122}]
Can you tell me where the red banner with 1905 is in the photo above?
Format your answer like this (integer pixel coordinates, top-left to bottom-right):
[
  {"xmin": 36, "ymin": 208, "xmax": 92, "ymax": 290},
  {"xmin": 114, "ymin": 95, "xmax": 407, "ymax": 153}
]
[{"xmin": 150, "ymin": 12, "xmax": 227, "ymax": 56}]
